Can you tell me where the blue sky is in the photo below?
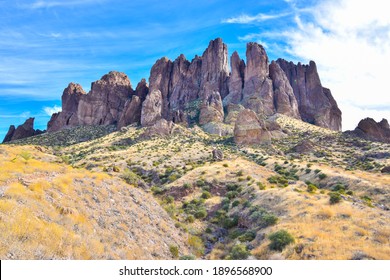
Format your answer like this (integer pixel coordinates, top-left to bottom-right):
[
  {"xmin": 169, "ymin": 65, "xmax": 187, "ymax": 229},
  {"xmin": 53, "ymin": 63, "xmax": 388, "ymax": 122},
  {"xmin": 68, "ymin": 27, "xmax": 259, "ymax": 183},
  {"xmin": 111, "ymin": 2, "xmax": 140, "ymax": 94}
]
[{"xmin": 1, "ymin": 0, "xmax": 389, "ymax": 140}]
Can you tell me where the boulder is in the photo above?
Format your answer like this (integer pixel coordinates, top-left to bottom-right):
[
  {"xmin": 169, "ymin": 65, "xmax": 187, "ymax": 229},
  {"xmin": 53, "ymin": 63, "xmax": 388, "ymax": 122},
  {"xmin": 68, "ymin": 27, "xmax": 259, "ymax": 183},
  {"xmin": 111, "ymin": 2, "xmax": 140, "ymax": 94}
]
[
  {"xmin": 381, "ymin": 166, "xmax": 390, "ymax": 174},
  {"xmin": 212, "ymin": 149, "xmax": 224, "ymax": 161},
  {"xmin": 141, "ymin": 119, "xmax": 177, "ymax": 138},
  {"xmin": 234, "ymin": 109, "xmax": 271, "ymax": 145}
]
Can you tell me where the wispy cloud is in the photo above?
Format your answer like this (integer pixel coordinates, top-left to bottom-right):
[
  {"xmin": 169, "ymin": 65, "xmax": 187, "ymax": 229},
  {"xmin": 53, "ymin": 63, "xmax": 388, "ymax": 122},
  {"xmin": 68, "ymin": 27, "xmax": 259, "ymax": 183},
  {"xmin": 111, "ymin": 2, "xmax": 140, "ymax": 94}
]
[
  {"xmin": 23, "ymin": 0, "xmax": 104, "ymax": 9},
  {"xmin": 222, "ymin": 12, "xmax": 290, "ymax": 24},
  {"xmin": 43, "ymin": 105, "xmax": 61, "ymax": 116}
]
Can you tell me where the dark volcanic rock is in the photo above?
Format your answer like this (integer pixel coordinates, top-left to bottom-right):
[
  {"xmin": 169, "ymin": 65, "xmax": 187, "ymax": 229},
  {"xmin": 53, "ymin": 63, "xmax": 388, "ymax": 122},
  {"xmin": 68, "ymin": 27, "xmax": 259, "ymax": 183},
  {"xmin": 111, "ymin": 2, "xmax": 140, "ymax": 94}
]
[
  {"xmin": 48, "ymin": 83, "xmax": 86, "ymax": 132},
  {"xmin": 269, "ymin": 61, "xmax": 300, "ymax": 119},
  {"xmin": 117, "ymin": 95, "xmax": 142, "ymax": 129},
  {"xmin": 224, "ymin": 51, "xmax": 245, "ymax": 105},
  {"xmin": 3, "ymin": 125, "xmax": 15, "ymax": 143},
  {"xmin": 381, "ymin": 166, "xmax": 390, "ymax": 174},
  {"xmin": 277, "ymin": 59, "xmax": 342, "ymax": 131},
  {"xmin": 78, "ymin": 71, "xmax": 132, "ymax": 126},
  {"xmin": 242, "ymin": 43, "xmax": 274, "ymax": 116},
  {"xmin": 3, "ymin": 37, "xmax": 343, "ymax": 137},
  {"xmin": 3, "ymin": 118, "xmax": 44, "ymax": 143},
  {"xmin": 352, "ymin": 118, "xmax": 390, "ymax": 143}
]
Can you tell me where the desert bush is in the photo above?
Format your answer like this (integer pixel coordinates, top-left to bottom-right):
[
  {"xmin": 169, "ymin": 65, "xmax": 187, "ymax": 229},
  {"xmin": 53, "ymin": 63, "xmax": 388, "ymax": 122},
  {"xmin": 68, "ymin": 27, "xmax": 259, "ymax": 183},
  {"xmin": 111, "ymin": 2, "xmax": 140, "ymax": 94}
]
[
  {"xmin": 201, "ymin": 191, "xmax": 211, "ymax": 199},
  {"xmin": 227, "ymin": 244, "xmax": 250, "ymax": 260},
  {"xmin": 329, "ymin": 192, "xmax": 341, "ymax": 204},
  {"xmin": 121, "ymin": 169, "xmax": 139, "ymax": 186},
  {"xmin": 268, "ymin": 230, "xmax": 295, "ymax": 251},
  {"xmin": 307, "ymin": 183, "xmax": 318, "ymax": 193},
  {"xmin": 169, "ymin": 245, "xmax": 179, "ymax": 258},
  {"xmin": 318, "ymin": 173, "xmax": 327, "ymax": 180},
  {"xmin": 238, "ymin": 230, "xmax": 256, "ymax": 242}
]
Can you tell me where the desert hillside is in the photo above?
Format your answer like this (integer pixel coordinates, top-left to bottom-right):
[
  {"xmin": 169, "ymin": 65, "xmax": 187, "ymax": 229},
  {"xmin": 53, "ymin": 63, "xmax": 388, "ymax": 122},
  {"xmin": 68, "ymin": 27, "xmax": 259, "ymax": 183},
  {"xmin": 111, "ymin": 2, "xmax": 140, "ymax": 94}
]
[{"xmin": 2, "ymin": 114, "xmax": 389, "ymax": 260}]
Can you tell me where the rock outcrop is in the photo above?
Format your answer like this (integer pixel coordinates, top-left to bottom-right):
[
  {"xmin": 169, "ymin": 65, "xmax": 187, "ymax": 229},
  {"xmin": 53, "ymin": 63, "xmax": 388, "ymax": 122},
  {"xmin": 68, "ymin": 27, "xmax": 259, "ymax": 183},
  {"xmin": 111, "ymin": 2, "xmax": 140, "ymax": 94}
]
[
  {"xmin": 2, "ymin": 118, "xmax": 44, "ymax": 143},
  {"xmin": 2, "ymin": 37, "xmax": 343, "ymax": 142},
  {"xmin": 142, "ymin": 38, "xmax": 229, "ymax": 127},
  {"xmin": 140, "ymin": 89, "xmax": 163, "ymax": 127},
  {"xmin": 351, "ymin": 118, "xmax": 390, "ymax": 143},
  {"xmin": 276, "ymin": 59, "xmax": 342, "ymax": 131},
  {"xmin": 78, "ymin": 71, "xmax": 132, "ymax": 126},
  {"xmin": 199, "ymin": 91, "xmax": 224, "ymax": 125},
  {"xmin": 269, "ymin": 61, "xmax": 300, "ymax": 119},
  {"xmin": 234, "ymin": 109, "xmax": 271, "ymax": 145},
  {"xmin": 47, "ymin": 83, "xmax": 86, "ymax": 132}
]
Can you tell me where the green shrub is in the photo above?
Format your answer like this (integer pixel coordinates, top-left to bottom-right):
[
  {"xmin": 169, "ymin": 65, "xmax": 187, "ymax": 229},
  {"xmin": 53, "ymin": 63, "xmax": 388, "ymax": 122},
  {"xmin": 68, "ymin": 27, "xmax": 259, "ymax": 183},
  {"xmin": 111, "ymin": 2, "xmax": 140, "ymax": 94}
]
[
  {"xmin": 194, "ymin": 209, "xmax": 207, "ymax": 219},
  {"xmin": 268, "ymin": 230, "xmax": 295, "ymax": 251},
  {"xmin": 227, "ymin": 244, "xmax": 250, "ymax": 260},
  {"xmin": 257, "ymin": 182, "xmax": 265, "ymax": 190},
  {"xmin": 223, "ymin": 163, "xmax": 229, "ymax": 167},
  {"xmin": 332, "ymin": 183, "xmax": 346, "ymax": 193},
  {"xmin": 180, "ymin": 255, "xmax": 196, "ymax": 260},
  {"xmin": 151, "ymin": 186, "xmax": 164, "ymax": 195},
  {"xmin": 232, "ymin": 200, "xmax": 240, "ymax": 207},
  {"xmin": 314, "ymin": 169, "xmax": 321, "ymax": 174},
  {"xmin": 165, "ymin": 195, "xmax": 174, "ymax": 204},
  {"xmin": 226, "ymin": 191, "xmax": 238, "ymax": 200},
  {"xmin": 236, "ymin": 170, "xmax": 244, "ymax": 176},
  {"xmin": 305, "ymin": 168, "xmax": 311, "ymax": 174},
  {"xmin": 183, "ymin": 182, "xmax": 192, "ymax": 189},
  {"xmin": 196, "ymin": 179, "xmax": 206, "ymax": 187},
  {"xmin": 329, "ymin": 192, "xmax": 341, "ymax": 204},
  {"xmin": 113, "ymin": 166, "xmax": 120, "ymax": 172},
  {"xmin": 169, "ymin": 245, "xmax": 179, "ymax": 258},
  {"xmin": 121, "ymin": 169, "xmax": 139, "ymax": 186},
  {"xmin": 201, "ymin": 191, "xmax": 212, "ymax": 199},
  {"xmin": 318, "ymin": 173, "xmax": 327, "ymax": 180},
  {"xmin": 238, "ymin": 230, "xmax": 256, "ymax": 242},
  {"xmin": 186, "ymin": 215, "xmax": 195, "ymax": 223},
  {"xmin": 307, "ymin": 183, "xmax": 318, "ymax": 193}
]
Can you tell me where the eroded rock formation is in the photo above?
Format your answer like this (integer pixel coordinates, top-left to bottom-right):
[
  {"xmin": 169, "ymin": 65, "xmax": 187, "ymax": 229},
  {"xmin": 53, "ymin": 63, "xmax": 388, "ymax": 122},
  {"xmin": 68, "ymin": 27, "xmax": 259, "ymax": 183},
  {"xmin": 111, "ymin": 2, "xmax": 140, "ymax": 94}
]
[
  {"xmin": 352, "ymin": 118, "xmax": 390, "ymax": 143},
  {"xmin": 2, "ymin": 118, "xmax": 44, "ymax": 143}
]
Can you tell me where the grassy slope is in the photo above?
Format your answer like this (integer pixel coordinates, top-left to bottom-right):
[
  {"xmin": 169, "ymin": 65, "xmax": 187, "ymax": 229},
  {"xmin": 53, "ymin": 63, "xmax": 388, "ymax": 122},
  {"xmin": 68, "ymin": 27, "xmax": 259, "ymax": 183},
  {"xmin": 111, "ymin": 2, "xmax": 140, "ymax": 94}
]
[
  {"xmin": 0, "ymin": 145, "xmax": 190, "ymax": 259},
  {"xmin": 2, "ymin": 114, "xmax": 389, "ymax": 260}
]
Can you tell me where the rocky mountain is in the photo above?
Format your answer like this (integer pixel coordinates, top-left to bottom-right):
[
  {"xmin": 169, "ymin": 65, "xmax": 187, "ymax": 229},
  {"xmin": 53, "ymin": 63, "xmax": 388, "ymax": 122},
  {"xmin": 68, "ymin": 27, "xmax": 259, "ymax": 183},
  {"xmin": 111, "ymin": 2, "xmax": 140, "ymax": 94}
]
[
  {"xmin": 347, "ymin": 118, "xmax": 390, "ymax": 143},
  {"xmin": 3, "ymin": 118, "xmax": 44, "ymax": 143},
  {"xmin": 3, "ymin": 38, "xmax": 343, "ymax": 144}
]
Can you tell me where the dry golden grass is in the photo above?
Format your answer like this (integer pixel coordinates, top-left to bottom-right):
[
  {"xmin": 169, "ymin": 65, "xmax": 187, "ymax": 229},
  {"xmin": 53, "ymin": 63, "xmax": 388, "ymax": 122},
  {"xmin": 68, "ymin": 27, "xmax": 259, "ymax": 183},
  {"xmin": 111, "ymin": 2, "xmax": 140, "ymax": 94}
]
[
  {"xmin": 250, "ymin": 187, "xmax": 390, "ymax": 260},
  {"xmin": 0, "ymin": 145, "xmax": 191, "ymax": 260}
]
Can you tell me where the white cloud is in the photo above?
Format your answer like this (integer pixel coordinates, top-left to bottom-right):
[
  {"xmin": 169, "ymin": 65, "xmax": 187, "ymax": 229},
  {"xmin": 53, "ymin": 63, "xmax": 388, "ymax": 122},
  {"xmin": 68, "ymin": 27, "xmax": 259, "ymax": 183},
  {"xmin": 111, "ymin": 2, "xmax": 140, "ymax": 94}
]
[
  {"xmin": 281, "ymin": 0, "xmax": 390, "ymax": 130},
  {"xmin": 222, "ymin": 12, "xmax": 289, "ymax": 24},
  {"xmin": 43, "ymin": 105, "xmax": 61, "ymax": 116}
]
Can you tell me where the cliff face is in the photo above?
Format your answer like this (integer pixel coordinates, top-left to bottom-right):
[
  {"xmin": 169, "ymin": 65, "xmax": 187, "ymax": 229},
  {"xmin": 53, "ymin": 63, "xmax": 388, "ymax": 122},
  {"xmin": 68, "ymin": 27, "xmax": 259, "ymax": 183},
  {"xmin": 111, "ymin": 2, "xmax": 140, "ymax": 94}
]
[
  {"xmin": 4, "ymin": 38, "xmax": 343, "ymax": 143},
  {"xmin": 276, "ymin": 59, "xmax": 342, "ymax": 131}
]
